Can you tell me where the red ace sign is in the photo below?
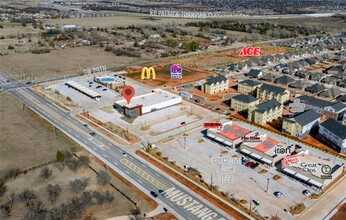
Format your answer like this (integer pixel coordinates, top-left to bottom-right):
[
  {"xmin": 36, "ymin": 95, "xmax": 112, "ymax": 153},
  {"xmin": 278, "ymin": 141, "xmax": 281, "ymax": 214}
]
[{"xmin": 239, "ymin": 46, "xmax": 260, "ymax": 56}]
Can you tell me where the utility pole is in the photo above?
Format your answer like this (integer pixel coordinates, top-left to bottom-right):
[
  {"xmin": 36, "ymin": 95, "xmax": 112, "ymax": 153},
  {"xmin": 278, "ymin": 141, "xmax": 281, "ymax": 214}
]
[
  {"xmin": 266, "ymin": 178, "xmax": 270, "ymax": 193},
  {"xmin": 249, "ymin": 198, "xmax": 252, "ymax": 215},
  {"xmin": 210, "ymin": 173, "xmax": 213, "ymax": 190},
  {"xmin": 184, "ymin": 136, "xmax": 186, "ymax": 149}
]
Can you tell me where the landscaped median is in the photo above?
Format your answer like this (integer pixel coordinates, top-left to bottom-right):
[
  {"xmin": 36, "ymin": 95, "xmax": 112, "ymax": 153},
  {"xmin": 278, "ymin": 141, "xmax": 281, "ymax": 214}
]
[{"xmin": 137, "ymin": 149, "xmax": 256, "ymax": 220}]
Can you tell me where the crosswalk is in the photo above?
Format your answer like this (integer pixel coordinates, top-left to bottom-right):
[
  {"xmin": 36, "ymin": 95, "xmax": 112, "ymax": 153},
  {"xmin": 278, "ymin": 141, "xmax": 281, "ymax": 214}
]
[{"xmin": 121, "ymin": 158, "xmax": 168, "ymax": 190}]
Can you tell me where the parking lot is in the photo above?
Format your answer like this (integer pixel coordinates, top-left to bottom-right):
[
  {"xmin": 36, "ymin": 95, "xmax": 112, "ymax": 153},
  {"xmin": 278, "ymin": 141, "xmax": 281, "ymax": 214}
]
[{"xmin": 155, "ymin": 120, "xmax": 344, "ymax": 219}]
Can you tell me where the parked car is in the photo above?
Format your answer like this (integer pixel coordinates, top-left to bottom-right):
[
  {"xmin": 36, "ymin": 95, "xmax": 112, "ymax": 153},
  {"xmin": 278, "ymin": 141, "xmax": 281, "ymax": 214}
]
[
  {"xmin": 90, "ymin": 132, "xmax": 96, "ymax": 136},
  {"xmin": 274, "ymin": 191, "xmax": 284, "ymax": 198},
  {"xmin": 241, "ymin": 157, "xmax": 249, "ymax": 165},
  {"xmin": 103, "ymin": 88, "xmax": 107, "ymax": 91},
  {"xmin": 96, "ymin": 85, "xmax": 102, "ymax": 89},
  {"xmin": 295, "ymin": 144, "xmax": 302, "ymax": 149},
  {"xmin": 253, "ymin": 200, "xmax": 260, "ymax": 206},
  {"xmin": 163, "ymin": 207, "xmax": 168, "ymax": 212},
  {"xmin": 158, "ymin": 189, "xmax": 164, "ymax": 194},
  {"xmin": 251, "ymin": 162, "xmax": 259, "ymax": 169},
  {"xmin": 122, "ymin": 152, "xmax": 127, "ymax": 157},
  {"xmin": 89, "ymin": 85, "xmax": 92, "ymax": 87},
  {"xmin": 246, "ymin": 161, "xmax": 254, "ymax": 167},
  {"xmin": 303, "ymin": 190, "xmax": 311, "ymax": 196},
  {"xmin": 89, "ymin": 82, "xmax": 93, "ymax": 84},
  {"xmin": 83, "ymin": 124, "xmax": 88, "ymax": 127},
  {"xmin": 150, "ymin": 191, "xmax": 158, "ymax": 198}
]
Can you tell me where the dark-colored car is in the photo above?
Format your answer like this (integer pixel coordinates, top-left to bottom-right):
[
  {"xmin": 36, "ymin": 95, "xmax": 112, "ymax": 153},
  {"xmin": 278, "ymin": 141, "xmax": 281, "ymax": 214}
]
[
  {"xmin": 96, "ymin": 85, "xmax": 102, "ymax": 89},
  {"xmin": 150, "ymin": 191, "xmax": 158, "ymax": 198},
  {"xmin": 215, "ymin": 108, "xmax": 221, "ymax": 111},
  {"xmin": 158, "ymin": 189, "xmax": 164, "ymax": 194},
  {"xmin": 251, "ymin": 162, "xmax": 259, "ymax": 169},
  {"xmin": 103, "ymin": 88, "xmax": 107, "ymax": 91},
  {"xmin": 90, "ymin": 132, "xmax": 96, "ymax": 136},
  {"xmin": 241, "ymin": 157, "xmax": 249, "ymax": 165},
  {"xmin": 163, "ymin": 207, "xmax": 168, "ymax": 212},
  {"xmin": 295, "ymin": 144, "xmax": 302, "ymax": 149},
  {"xmin": 246, "ymin": 161, "xmax": 254, "ymax": 167},
  {"xmin": 83, "ymin": 124, "xmax": 88, "ymax": 127}
]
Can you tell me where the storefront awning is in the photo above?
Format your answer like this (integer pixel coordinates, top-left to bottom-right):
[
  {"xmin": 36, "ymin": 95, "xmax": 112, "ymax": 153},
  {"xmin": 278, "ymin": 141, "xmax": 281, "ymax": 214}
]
[
  {"xmin": 207, "ymin": 133, "xmax": 216, "ymax": 139},
  {"xmin": 250, "ymin": 153, "xmax": 262, "ymax": 160},
  {"xmin": 215, "ymin": 137, "xmax": 224, "ymax": 142},
  {"xmin": 260, "ymin": 157, "xmax": 272, "ymax": 164},
  {"xmin": 283, "ymin": 168, "xmax": 296, "ymax": 176},
  {"xmin": 308, "ymin": 179, "xmax": 323, "ymax": 188},
  {"xmin": 240, "ymin": 148, "xmax": 251, "ymax": 155},
  {"xmin": 294, "ymin": 173, "xmax": 310, "ymax": 182},
  {"xmin": 223, "ymin": 141, "xmax": 232, "ymax": 147}
]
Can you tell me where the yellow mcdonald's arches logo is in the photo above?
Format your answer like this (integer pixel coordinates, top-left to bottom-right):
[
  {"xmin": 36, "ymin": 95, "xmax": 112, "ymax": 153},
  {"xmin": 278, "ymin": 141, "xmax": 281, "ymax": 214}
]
[{"xmin": 141, "ymin": 67, "xmax": 156, "ymax": 80}]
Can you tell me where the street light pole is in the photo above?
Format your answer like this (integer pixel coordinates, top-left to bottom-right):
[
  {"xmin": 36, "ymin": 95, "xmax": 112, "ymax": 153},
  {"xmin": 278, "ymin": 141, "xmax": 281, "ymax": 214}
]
[{"xmin": 266, "ymin": 178, "xmax": 270, "ymax": 193}]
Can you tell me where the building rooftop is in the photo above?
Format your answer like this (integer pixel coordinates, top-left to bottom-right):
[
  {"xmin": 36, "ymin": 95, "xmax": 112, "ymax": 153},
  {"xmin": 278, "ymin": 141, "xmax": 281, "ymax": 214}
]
[
  {"xmin": 238, "ymin": 79, "xmax": 262, "ymax": 87},
  {"xmin": 286, "ymin": 109, "xmax": 320, "ymax": 126},
  {"xmin": 274, "ymin": 75, "xmax": 295, "ymax": 85},
  {"xmin": 258, "ymin": 83, "xmax": 287, "ymax": 95},
  {"xmin": 232, "ymin": 94, "xmax": 258, "ymax": 103},
  {"xmin": 305, "ymin": 83, "xmax": 326, "ymax": 94},
  {"xmin": 115, "ymin": 89, "xmax": 181, "ymax": 108},
  {"xmin": 247, "ymin": 69, "xmax": 262, "ymax": 78},
  {"xmin": 329, "ymin": 102, "xmax": 346, "ymax": 112},
  {"xmin": 255, "ymin": 99, "xmax": 282, "ymax": 113},
  {"xmin": 218, "ymin": 124, "xmax": 251, "ymax": 141},
  {"xmin": 296, "ymin": 95, "xmax": 334, "ymax": 108},
  {"xmin": 320, "ymin": 118, "xmax": 346, "ymax": 140},
  {"xmin": 205, "ymin": 75, "xmax": 227, "ymax": 85}
]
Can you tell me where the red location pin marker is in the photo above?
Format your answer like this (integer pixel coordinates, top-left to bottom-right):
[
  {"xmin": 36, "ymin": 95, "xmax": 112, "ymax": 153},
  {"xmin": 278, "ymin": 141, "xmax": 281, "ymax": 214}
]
[{"xmin": 122, "ymin": 85, "xmax": 135, "ymax": 104}]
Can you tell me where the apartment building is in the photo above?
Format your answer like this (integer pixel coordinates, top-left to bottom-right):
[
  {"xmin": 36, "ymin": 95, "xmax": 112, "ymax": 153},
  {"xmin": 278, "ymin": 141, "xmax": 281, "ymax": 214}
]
[
  {"xmin": 202, "ymin": 75, "xmax": 229, "ymax": 95},
  {"xmin": 231, "ymin": 94, "xmax": 259, "ymax": 111},
  {"xmin": 318, "ymin": 118, "xmax": 346, "ymax": 153},
  {"xmin": 256, "ymin": 83, "xmax": 290, "ymax": 104},
  {"xmin": 237, "ymin": 79, "xmax": 262, "ymax": 96},
  {"xmin": 295, "ymin": 95, "xmax": 346, "ymax": 121},
  {"xmin": 248, "ymin": 99, "xmax": 283, "ymax": 125},
  {"xmin": 282, "ymin": 109, "xmax": 320, "ymax": 138}
]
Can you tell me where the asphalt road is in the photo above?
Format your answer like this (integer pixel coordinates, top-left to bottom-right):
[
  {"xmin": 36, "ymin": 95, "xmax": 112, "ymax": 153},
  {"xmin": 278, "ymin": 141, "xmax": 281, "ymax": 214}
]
[{"xmin": 0, "ymin": 71, "xmax": 239, "ymax": 220}]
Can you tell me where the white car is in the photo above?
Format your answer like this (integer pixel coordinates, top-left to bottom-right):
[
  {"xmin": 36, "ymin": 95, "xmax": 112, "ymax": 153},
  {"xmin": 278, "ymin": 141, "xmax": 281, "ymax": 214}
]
[
  {"xmin": 274, "ymin": 191, "xmax": 284, "ymax": 198},
  {"xmin": 303, "ymin": 190, "xmax": 311, "ymax": 196},
  {"xmin": 122, "ymin": 152, "xmax": 127, "ymax": 157}
]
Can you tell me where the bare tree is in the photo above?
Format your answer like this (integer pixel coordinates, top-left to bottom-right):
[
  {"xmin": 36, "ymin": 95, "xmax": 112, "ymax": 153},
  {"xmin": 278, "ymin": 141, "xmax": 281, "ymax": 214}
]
[
  {"xmin": 104, "ymin": 190, "xmax": 114, "ymax": 204},
  {"xmin": 25, "ymin": 200, "xmax": 46, "ymax": 219},
  {"xmin": 79, "ymin": 155, "xmax": 91, "ymax": 167},
  {"xmin": 93, "ymin": 190, "xmax": 114, "ymax": 205},
  {"xmin": 45, "ymin": 208, "xmax": 64, "ymax": 220},
  {"xmin": 0, "ymin": 206, "xmax": 10, "ymax": 219},
  {"xmin": 40, "ymin": 167, "xmax": 53, "ymax": 180},
  {"xmin": 0, "ymin": 180, "xmax": 6, "ymax": 197},
  {"xmin": 66, "ymin": 159, "xmax": 82, "ymax": 172},
  {"xmin": 97, "ymin": 170, "xmax": 111, "ymax": 185},
  {"xmin": 4, "ymin": 168, "xmax": 20, "ymax": 180},
  {"xmin": 18, "ymin": 189, "xmax": 37, "ymax": 207},
  {"xmin": 69, "ymin": 178, "xmax": 90, "ymax": 194},
  {"xmin": 46, "ymin": 184, "xmax": 61, "ymax": 204}
]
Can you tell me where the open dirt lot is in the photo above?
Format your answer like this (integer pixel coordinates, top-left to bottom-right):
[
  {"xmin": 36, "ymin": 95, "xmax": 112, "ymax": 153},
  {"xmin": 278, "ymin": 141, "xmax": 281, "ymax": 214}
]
[
  {"xmin": 125, "ymin": 64, "xmax": 214, "ymax": 87},
  {"xmin": 175, "ymin": 45, "xmax": 294, "ymax": 70},
  {"xmin": 0, "ymin": 93, "xmax": 78, "ymax": 176},
  {"xmin": 1, "ymin": 46, "xmax": 147, "ymax": 81}
]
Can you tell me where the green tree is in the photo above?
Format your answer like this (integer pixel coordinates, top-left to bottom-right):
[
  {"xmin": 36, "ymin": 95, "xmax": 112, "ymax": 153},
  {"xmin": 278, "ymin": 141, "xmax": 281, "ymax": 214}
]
[{"xmin": 56, "ymin": 150, "xmax": 64, "ymax": 162}]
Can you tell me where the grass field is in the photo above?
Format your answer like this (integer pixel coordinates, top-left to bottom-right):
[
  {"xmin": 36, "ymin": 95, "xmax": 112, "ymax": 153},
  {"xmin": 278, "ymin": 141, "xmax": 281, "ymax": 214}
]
[
  {"xmin": 0, "ymin": 93, "xmax": 79, "ymax": 176},
  {"xmin": 0, "ymin": 46, "xmax": 149, "ymax": 81}
]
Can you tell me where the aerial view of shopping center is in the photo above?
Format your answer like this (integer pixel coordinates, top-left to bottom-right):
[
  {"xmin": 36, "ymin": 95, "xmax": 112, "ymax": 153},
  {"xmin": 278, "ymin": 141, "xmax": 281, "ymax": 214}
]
[{"xmin": 0, "ymin": 0, "xmax": 345, "ymax": 220}]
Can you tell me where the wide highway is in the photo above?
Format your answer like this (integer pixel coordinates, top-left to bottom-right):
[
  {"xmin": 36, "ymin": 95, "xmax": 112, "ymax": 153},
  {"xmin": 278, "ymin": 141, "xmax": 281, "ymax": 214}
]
[{"xmin": 0, "ymin": 71, "xmax": 245, "ymax": 220}]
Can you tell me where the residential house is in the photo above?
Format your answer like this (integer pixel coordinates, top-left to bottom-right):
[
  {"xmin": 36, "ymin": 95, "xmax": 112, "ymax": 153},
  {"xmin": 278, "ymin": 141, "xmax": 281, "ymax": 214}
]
[
  {"xmin": 237, "ymin": 79, "xmax": 262, "ymax": 96},
  {"xmin": 318, "ymin": 119, "xmax": 346, "ymax": 153},
  {"xmin": 305, "ymin": 83, "xmax": 326, "ymax": 94},
  {"xmin": 274, "ymin": 75, "xmax": 295, "ymax": 86},
  {"xmin": 202, "ymin": 75, "xmax": 229, "ymax": 95},
  {"xmin": 260, "ymin": 73, "xmax": 279, "ymax": 83},
  {"xmin": 256, "ymin": 84, "xmax": 290, "ymax": 104},
  {"xmin": 246, "ymin": 69, "xmax": 263, "ymax": 78},
  {"xmin": 288, "ymin": 80, "xmax": 308, "ymax": 90},
  {"xmin": 282, "ymin": 109, "xmax": 320, "ymax": 138},
  {"xmin": 231, "ymin": 94, "xmax": 259, "ymax": 111},
  {"xmin": 318, "ymin": 87, "xmax": 342, "ymax": 98},
  {"xmin": 248, "ymin": 99, "xmax": 283, "ymax": 125}
]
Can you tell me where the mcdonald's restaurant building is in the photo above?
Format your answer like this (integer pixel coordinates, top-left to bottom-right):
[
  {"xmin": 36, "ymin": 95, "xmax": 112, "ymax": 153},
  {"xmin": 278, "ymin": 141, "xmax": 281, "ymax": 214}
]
[{"xmin": 114, "ymin": 89, "xmax": 182, "ymax": 118}]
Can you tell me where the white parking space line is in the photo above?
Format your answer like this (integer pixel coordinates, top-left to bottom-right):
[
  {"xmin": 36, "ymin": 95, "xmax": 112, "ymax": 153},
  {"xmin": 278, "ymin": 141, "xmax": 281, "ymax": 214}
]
[
  {"xmin": 113, "ymin": 162, "xmax": 118, "ymax": 166},
  {"xmin": 125, "ymin": 170, "xmax": 130, "ymax": 174},
  {"xmin": 76, "ymin": 135, "xmax": 79, "ymax": 138},
  {"xmin": 68, "ymin": 129, "xmax": 71, "ymax": 132},
  {"xmin": 118, "ymin": 149, "xmax": 122, "ymax": 152},
  {"xmin": 103, "ymin": 154, "xmax": 107, "ymax": 158},
  {"xmin": 138, "ymin": 179, "xmax": 143, "ymax": 184},
  {"xmin": 141, "ymin": 164, "xmax": 147, "ymax": 168}
]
